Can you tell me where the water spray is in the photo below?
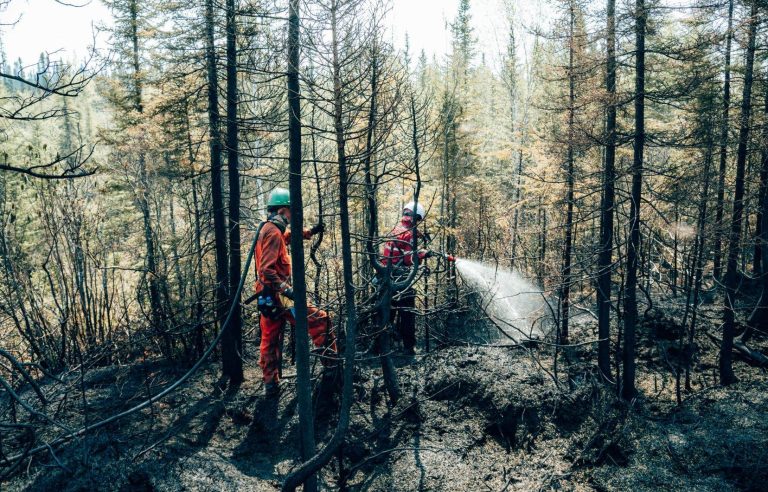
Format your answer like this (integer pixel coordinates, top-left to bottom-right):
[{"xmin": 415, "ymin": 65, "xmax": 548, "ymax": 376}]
[{"xmin": 452, "ymin": 259, "xmax": 547, "ymax": 341}]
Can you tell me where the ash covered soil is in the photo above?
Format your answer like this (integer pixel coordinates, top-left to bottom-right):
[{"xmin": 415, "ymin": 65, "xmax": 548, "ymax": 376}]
[{"xmin": 4, "ymin": 308, "xmax": 768, "ymax": 491}]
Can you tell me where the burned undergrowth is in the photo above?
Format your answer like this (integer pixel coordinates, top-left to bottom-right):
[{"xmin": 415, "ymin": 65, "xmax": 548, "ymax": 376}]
[{"xmin": 2, "ymin": 298, "xmax": 766, "ymax": 491}]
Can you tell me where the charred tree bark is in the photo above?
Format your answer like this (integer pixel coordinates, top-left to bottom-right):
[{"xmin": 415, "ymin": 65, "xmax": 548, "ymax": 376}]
[
  {"xmin": 282, "ymin": 2, "xmax": 361, "ymax": 489},
  {"xmin": 191, "ymin": 176, "xmax": 206, "ymax": 358},
  {"xmin": 560, "ymin": 0, "xmax": 576, "ymax": 345},
  {"xmin": 721, "ymin": 1, "xmax": 758, "ymax": 386},
  {"xmin": 597, "ymin": 0, "xmax": 617, "ymax": 383},
  {"xmin": 359, "ymin": 43, "xmax": 398, "ymax": 404},
  {"xmin": 754, "ymin": 79, "xmax": 768, "ymax": 282},
  {"xmin": 685, "ymin": 145, "xmax": 712, "ymax": 391},
  {"xmin": 713, "ymin": 0, "xmax": 734, "ymax": 280},
  {"xmin": 539, "ymin": 205, "xmax": 547, "ymax": 286},
  {"xmin": 223, "ymin": 0, "xmax": 244, "ymax": 384},
  {"xmin": 286, "ymin": 2, "xmax": 317, "ymax": 491},
  {"xmin": 363, "ymin": 45, "xmax": 380, "ymax": 293},
  {"xmin": 734, "ymin": 52, "xmax": 768, "ymax": 369},
  {"xmin": 746, "ymin": 71, "xmax": 768, "ymax": 334},
  {"xmin": 204, "ymin": 0, "xmax": 230, "ymax": 375},
  {"xmin": 622, "ymin": 0, "xmax": 645, "ymax": 401}
]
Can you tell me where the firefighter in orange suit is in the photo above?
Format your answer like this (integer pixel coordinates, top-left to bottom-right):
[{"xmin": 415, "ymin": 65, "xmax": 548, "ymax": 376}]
[{"xmin": 253, "ymin": 187, "xmax": 336, "ymax": 396}]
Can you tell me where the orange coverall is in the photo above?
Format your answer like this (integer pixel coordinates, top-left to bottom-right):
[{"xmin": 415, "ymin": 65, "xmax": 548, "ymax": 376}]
[{"xmin": 254, "ymin": 221, "xmax": 335, "ymax": 384}]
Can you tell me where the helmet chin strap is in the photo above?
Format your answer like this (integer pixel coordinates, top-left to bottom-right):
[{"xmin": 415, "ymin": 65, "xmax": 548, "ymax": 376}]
[
  {"xmin": 268, "ymin": 209, "xmax": 290, "ymax": 232},
  {"xmin": 403, "ymin": 200, "xmax": 425, "ymax": 221},
  {"xmin": 403, "ymin": 212, "xmax": 421, "ymax": 223}
]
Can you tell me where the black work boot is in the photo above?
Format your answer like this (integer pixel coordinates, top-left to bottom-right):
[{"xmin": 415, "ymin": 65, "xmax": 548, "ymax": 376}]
[
  {"xmin": 315, "ymin": 366, "xmax": 341, "ymax": 415},
  {"xmin": 264, "ymin": 381, "xmax": 280, "ymax": 397}
]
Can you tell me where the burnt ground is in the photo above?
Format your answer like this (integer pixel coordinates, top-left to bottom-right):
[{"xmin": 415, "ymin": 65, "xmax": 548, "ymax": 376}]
[{"xmin": 2, "ymin": 300, "xmax": 768, "ymax": 492}]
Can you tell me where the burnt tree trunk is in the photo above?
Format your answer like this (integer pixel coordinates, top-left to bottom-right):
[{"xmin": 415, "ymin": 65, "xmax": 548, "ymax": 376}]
[
  {"xmin": 560, "ymin": 0, "xmax": 576, "ymax": 345},
  {"xmin": 622, "ymin": 0, "xmax": 645, "ymax": 401},
  {"xmin": 740, "ymin": 65, "xmax": 768, "ymax": 347},
  {"xmin": 204, "ymin": 0, "xmax": 230, "ymax": 373},
  {"xmin": 713, "ymin": 0, "xmax": 734, "ymax": 280},
  {"xmin": 721, "ymin": 0, "xmax": 758, "ymax": 386},
  {"xmin": 753, "ymin": 79, "xmax": 768, "ymax": 282},
  {"xmin": 282, "ymin": 1, "xmax": 361, "ymax": 488},
  {"xmin": 686, "ymin": 145, "xmax": 712, "ymax": 391},
  {"xmin": 597, "ymin": 0, "xmax": 617, "ymax": 383},
  {"xmin": 286, "ymin": 1, "xmax": 317, "ymax": 490},
  {"xmin": 223, "ymin": 0, "xmax": 244, "ymax": 383}
]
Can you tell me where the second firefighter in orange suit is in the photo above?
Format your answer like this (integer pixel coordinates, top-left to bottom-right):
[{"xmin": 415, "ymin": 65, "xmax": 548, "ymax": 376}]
[{"xmin": 254, "ymin": 187, "xmax": 336, "ymax": 395}]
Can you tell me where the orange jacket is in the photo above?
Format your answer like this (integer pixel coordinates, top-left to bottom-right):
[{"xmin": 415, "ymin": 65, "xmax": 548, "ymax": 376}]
[{"xmin": 254, "ymin": 220, "xmax": 312, "ymax": 294}]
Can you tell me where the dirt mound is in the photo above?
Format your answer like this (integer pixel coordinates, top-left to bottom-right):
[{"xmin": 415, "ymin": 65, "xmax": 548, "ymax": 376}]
[
  {"xmin": 421, "ymin": 348, "xmax": 560, "ymax": 450},
  {"xmin": 642, "ymin": 308, "xmax": 685, "ymax": 340}
]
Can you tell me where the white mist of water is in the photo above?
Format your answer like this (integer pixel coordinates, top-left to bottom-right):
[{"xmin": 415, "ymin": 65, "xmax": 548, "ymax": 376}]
[{"xmin": 455, "ymin": 259, "xmax": 547, "ymax": 341}]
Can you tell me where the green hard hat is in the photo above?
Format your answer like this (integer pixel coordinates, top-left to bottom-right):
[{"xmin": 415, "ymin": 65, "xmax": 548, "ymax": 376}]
[{"xmin": 267, "ymin": 187, "xmax": 291, "ymax": 208}]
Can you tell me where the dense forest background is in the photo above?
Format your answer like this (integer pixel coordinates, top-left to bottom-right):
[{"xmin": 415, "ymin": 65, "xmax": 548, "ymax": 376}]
[{"xmin": 1, "ymin": 0, "xmax": 768, "ymax": 490}]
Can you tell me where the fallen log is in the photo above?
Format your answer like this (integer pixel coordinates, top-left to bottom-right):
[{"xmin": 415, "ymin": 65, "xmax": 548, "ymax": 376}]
[
  {"xmin": 705, "ymin": 332, "xmax": 768, "ymax": 368},
  {"xmin": 733, "ymin": 336, "xmax": 768, "ymax": 367}
]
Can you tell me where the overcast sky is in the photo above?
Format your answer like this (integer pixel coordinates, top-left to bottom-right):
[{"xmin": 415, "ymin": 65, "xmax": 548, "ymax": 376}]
[{"xmin": 1, "ymin": 0, "xmax": 547, "ymax": 71}]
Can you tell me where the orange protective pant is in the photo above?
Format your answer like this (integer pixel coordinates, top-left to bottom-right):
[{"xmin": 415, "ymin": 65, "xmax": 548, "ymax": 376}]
[{"xmin": 259, "ymin": 302, "xmax": 336, "ymax": 384}]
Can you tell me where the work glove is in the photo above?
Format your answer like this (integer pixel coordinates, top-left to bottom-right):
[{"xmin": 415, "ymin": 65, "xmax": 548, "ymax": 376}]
[
  {"xmin": 310, "ymin": 222, "xmax": 325, "ymax": 235},
  {"xmin": 282, "ymin": 287, "xmax": 295, "ymax": 300}
]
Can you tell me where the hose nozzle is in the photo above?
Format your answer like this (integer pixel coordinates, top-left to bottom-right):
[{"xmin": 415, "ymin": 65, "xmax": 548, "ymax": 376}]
[{"xmin": 426, "ymin": 250, "xmax": 457, "ymax": 262}]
